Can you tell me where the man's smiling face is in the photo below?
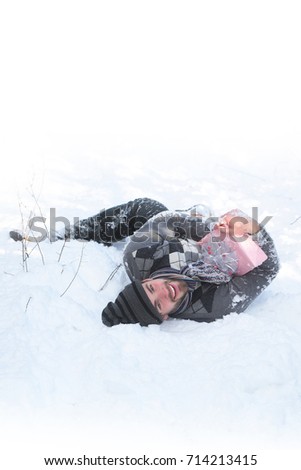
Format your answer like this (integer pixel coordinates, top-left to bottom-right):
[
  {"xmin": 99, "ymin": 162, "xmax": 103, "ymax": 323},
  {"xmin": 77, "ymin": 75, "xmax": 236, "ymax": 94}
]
[{"xmin": 142, "ymin": 278, "xmax": 188, "ymax": 320}]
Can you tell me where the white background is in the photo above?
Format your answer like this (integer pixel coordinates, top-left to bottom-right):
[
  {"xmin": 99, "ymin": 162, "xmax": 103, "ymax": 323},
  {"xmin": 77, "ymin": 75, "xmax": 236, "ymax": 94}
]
[{"xmin": 1, "ymin": 1, "xmax": 301, "ymax": 469}]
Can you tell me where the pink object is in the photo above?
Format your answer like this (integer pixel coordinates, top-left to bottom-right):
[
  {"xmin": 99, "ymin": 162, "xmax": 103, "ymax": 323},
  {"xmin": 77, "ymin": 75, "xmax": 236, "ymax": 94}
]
[
  {"xmin": 198, "ymin": 209, "xmax": 268, "ymax": 276},
  {"xmin": 225, "ymin": 234, "xmax": 266, "ymax": 275}
]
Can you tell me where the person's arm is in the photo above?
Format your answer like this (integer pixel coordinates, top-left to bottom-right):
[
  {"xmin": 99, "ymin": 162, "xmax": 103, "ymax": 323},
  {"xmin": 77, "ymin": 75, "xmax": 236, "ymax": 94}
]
[
  {"xmin": 179, "ymin": 227, "xmax": 279, "ymax": 322},
  {"xmin": 123, "ymin": 211, "xmax": 210, "ymax": 281},
  {"xmin": 213, "ymin": 227, "xmax": 279, "ymax": 314},
  {"xmin": 130, "ymin": 211, "xmax": 211, "ymax": 242}
]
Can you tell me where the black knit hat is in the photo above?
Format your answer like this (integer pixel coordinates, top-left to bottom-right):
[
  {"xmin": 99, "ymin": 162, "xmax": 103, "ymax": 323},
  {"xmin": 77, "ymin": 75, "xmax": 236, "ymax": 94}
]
[{"xmin": 102, "ymin": 280, "xmax": 163, "ymax": 327}]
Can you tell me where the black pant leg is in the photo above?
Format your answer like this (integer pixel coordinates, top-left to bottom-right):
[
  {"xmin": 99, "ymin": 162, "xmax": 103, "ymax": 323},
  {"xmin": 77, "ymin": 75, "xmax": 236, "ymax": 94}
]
[{"xmin": 72, "ymin": 197, "xmax": 168, "ymax": 244}]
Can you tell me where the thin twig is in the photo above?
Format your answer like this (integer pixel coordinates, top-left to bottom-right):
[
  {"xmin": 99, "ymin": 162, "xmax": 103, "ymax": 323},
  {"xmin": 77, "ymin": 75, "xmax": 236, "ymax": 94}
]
[
  {"xmin": 290, "ymin": 215, "xmax": 301, "ymax": 225},
  {"xmin": 32, "ymin": 236, "xmax": 45, "ymax": 265},
  {"xmin": 26, "ymin": 234, "xmax": 46, "ymax": 265},
  {"xmin": 26, "ymin": 185, "xmax": 47, "ymax": 265},
  {"xmin": 28, "ymin": 181, "xmax": 50, "ymax": 241},
  {"xmin": 18, "ymin": 200, "xmax": 29, "ymax": 272},
  {"xmin": 60, "ymin": 244, "xmax": 86, "ymax": 297},
  {"xmin": 98, "ymin": 263, "xmax": 123, "ymax": 291},
  {"xmin": 58, "ymin": 239, "xmax": 67, "ymax": 263},
  {"xmin": 25, "ymin": 297, "xmax": 32, "ymax": 313},
  {"xmin": 22, "ymin": 241, "xmax": 29, "ymax": 272}
]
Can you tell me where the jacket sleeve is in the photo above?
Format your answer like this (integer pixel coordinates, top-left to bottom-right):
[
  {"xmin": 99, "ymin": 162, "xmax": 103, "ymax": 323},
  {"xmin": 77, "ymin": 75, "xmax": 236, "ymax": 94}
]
[
  {"xmin": 129, "ymin": 211, "xmax": 211, "ymax": 242},
  {"xmin": 123, "ymin": 212, "xmax": 210, "ymax": 280},
  {"xmin": 180, "ymin": 227, "xmax": 279, "ymax": 322}
]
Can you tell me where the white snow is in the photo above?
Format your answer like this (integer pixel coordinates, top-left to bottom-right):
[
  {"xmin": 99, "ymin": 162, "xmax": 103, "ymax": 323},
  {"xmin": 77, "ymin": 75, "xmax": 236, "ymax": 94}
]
[{"xmin": 1, "ymin": 1, "xmax": 301, "ymax": 469}]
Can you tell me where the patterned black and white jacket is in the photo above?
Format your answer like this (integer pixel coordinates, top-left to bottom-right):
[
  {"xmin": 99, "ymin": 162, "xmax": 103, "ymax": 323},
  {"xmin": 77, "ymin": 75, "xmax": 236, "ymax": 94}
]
[{"xmin": 123, "ymin": 211, "xmax": 279, "ymax": 323}]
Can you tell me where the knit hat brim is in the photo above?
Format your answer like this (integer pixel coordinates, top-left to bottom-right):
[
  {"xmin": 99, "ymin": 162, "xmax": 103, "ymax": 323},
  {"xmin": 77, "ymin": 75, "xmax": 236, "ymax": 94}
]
[{"xmin": 102, "ymin": 281, "xmax": 163, "ymax": 327}]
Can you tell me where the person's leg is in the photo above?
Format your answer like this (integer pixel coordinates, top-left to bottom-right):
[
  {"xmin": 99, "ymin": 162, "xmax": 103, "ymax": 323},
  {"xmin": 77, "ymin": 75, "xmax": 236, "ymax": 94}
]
[{"xmin": 70, "ymin": 197, "xmax": 168, "ymax": 244}]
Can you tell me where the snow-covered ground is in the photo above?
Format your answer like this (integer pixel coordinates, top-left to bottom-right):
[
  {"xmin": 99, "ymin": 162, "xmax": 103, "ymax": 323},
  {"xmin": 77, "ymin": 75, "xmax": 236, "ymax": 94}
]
[{"xmin": 1, "ymin": 1, "xmax": 301, "ymax": 469}]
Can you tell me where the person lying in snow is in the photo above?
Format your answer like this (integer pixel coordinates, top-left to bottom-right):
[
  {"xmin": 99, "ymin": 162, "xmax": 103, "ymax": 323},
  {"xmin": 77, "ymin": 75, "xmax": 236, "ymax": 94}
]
[{"xmin": 10, "ymin": 197, "xmax": 279, "ymax": 327}]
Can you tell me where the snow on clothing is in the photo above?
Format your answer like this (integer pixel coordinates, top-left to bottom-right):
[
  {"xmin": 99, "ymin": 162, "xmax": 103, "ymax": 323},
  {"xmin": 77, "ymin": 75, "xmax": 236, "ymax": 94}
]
[
  {"xmin": 72, "ymin": 197, "xmax": 279, "ymax": 326},
  {"xmin": 70, "ymin": 198, "xmax": 169, "ymax": 245}
]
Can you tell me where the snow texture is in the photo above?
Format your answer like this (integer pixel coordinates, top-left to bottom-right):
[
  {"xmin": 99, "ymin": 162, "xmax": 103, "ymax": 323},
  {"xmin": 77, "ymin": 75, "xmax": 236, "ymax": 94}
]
[{"xmin": 1, "ymin": 1, "xmax": 301, "ymax": 469}]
